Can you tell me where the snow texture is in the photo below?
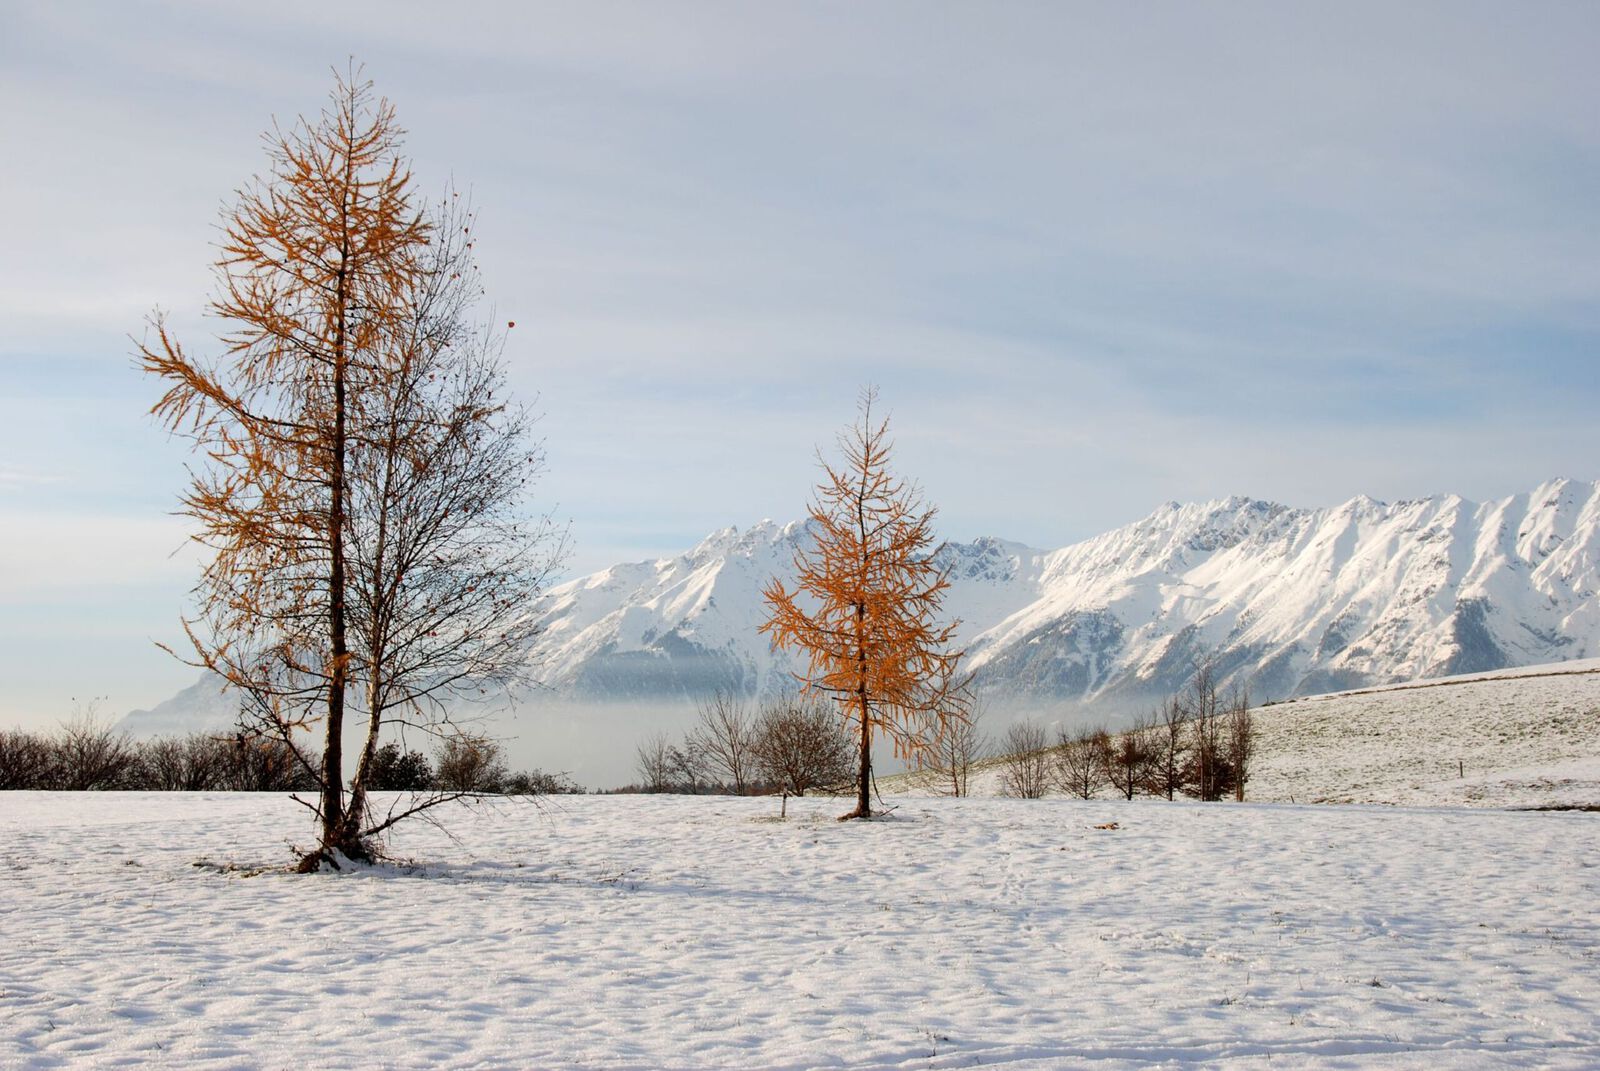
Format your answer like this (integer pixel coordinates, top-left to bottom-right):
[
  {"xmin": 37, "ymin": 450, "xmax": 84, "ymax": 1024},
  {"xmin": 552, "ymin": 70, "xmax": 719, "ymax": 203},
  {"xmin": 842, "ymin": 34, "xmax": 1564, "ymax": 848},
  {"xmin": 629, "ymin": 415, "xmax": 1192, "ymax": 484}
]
[{"xmin": 3, "ymin": 792, "xmax": 1598, "ymax": 1069}]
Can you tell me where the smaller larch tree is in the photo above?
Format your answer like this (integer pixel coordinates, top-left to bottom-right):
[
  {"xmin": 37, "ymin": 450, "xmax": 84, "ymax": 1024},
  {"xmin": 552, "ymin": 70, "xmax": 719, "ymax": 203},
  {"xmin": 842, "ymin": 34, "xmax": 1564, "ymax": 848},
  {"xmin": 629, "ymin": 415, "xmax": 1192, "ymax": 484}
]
[{"xmin": 761, "ymin": 389, "xmax": 968, "ymax": 819}]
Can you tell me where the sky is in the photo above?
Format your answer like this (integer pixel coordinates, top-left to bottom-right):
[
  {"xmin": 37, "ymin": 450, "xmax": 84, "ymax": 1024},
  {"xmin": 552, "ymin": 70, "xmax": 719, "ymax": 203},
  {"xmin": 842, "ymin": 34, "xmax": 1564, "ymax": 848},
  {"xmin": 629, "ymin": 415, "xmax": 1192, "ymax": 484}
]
[{"xmin": 1, "ymin": 1, "xmax": 1597, "ymax": 729}]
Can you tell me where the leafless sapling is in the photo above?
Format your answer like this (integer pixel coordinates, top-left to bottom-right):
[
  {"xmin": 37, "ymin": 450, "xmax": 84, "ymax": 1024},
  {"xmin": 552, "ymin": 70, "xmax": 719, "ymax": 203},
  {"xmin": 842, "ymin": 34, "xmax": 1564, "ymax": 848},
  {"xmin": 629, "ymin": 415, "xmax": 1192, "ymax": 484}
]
[
  {"xmin": 1056, "ymin": 725, "xmax": 1108, "ymax": 800},
  {"xmin": 689, "ymin": 690, "xmax": 758, "ymax": 795},
  {"xmin": 930, "ymin": 688, "xmax": 989, "ymax": 797},
  {"xmin": 1000, "ymin": 719, "xmax": 1052, "ymax": 799}
]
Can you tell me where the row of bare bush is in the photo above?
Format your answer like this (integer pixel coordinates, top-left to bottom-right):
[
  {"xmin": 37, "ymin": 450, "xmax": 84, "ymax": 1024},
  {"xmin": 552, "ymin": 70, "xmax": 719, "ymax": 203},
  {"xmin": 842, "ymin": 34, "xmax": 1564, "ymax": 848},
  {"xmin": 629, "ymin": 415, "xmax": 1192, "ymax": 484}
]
[
  {"xmin": 1001, "ymin": 664, "xmax": 1257, "ymax": 802},
  {"xmin": 0, "ymin": 719, "xmax": 581, "ymax": 795},
  {"xmin": 0, "ymin": 717, "xmax": 317, "ymax": 792},
  {"xmin": 626, "ymin": 692, "xmax": 854, "ymax": 796}
]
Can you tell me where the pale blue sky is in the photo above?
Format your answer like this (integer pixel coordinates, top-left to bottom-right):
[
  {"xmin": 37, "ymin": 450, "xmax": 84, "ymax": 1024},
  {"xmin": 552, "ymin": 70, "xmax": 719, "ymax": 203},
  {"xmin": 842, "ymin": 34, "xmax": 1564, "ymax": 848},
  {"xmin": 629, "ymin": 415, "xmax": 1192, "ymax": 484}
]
[{"xmin": 2, "ymin": 1, "xmax": 1597, "ymax": 727}]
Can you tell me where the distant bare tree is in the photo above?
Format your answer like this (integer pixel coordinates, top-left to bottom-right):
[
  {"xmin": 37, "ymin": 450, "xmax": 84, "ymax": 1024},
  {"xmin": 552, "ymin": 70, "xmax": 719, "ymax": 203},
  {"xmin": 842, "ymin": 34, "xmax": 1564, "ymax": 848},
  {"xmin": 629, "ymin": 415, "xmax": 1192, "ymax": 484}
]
[
  {"xmin": 666, "ymin": 739, "xmax": 709, "ymax": 795},
  {"xmin": 690, "ymin": 691, "xmax": 758, "ymax": 794},
  {"xmin": 1183, "ymin": 663, "xmax": 1228, "ymax": 801},
  {"xmin": 1056, "ymin": 726, "xmax": 1107, "ymax": 800},
  {"xmin": 750, "ymin": 698, "xmax": 853, "ymax": 797},
  {"xmin": 635, "ymin": 731, "xmax": 674, "ymax": 793},
  {"xmin": 1225, "ymin": 691, "xmax": 1256, "ymax": 801},
  {"xmin": 1103, "ymin": 717, "xmax": 1153, "ymax": 801},
  {"xmin": 930, "ymin": 690, "xmax": 989, "ymax": 797},
  {"xmin": 1144, "ymin": 697, "xmax": 1188, "ymax": 800},
  {"xmin": 1000, "ymin": 720, "xmax": 1051, "ymax": 799}
]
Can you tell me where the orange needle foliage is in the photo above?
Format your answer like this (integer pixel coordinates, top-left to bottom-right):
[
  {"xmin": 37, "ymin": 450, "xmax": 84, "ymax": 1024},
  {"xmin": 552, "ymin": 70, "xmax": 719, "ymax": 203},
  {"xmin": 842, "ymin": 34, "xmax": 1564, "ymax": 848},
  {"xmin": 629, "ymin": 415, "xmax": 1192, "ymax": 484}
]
[
  {"xmin": 140, "ymin": 73, "xmax": 426, "ymax": 865},
  {"xmin": 760, "ymin": 389, "xmax": 969, "ymax": 819},
  {"xmin": 138, "ymin": 71, "xmax": 560, "ymax": 867}
]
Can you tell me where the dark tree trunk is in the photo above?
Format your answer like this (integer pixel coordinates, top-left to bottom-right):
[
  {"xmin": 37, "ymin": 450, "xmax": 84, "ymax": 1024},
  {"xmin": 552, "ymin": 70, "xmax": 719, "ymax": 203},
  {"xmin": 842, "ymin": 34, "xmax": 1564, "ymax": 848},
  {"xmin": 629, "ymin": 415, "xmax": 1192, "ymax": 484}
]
[{"xmin": 845, "ymin": 691, "xmax": 872, "ymax": 820}]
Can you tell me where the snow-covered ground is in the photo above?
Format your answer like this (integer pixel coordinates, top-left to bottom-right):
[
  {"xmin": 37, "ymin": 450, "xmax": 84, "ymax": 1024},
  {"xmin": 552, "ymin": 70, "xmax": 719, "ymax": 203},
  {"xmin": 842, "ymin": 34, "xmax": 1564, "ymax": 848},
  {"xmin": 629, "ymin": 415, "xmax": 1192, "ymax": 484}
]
[
  {"xmin": 1249, "ymin": 660, "xmax": 1600, "ymax": 807},
  {"xmin": 894, "ymin": 660, "xmax": 1600, "ymax": 808},
  {"xmin": 3, "ymin": 792, "xmax": 1598, "ymax": 1069}
]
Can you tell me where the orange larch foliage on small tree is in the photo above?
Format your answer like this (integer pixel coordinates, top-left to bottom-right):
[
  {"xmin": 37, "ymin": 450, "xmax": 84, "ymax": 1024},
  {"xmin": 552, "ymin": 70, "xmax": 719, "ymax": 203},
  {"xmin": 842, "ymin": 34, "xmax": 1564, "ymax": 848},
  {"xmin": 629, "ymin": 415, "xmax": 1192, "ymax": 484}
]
[{"xmin": 760, "ymin": 389, "xmax": 969, "ymax": 819}]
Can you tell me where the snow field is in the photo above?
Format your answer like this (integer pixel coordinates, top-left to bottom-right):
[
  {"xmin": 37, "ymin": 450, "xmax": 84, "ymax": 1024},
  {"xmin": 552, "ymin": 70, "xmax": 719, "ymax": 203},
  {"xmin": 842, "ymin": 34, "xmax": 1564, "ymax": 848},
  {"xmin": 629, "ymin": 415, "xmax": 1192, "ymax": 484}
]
[{"xmin": 3, "ymin": 792, "xmax": 1598, "ymax": 1069}]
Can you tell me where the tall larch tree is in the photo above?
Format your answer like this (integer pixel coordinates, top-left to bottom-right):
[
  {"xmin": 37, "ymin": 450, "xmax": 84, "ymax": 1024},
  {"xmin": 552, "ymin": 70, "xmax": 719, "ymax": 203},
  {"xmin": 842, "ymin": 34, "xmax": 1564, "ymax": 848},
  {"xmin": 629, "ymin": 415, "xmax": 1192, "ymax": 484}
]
[
  {"xmin": 140, "ymin": 71, "xmax": 560, "ymax": 868},
  {"xmin": 760, "ymin": 389, "xmax": 969, "ymax": 819}
]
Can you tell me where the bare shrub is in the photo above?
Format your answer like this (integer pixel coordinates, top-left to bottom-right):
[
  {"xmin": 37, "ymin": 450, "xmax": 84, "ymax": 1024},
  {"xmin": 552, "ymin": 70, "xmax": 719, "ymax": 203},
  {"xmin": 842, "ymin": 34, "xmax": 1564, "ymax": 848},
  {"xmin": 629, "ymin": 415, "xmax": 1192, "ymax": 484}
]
[
  {"xmin": 433, "ymin": 735, "xmax": 508, "ymax": 794},
  {"xmin": 999, "ymin": 720, "xmax": 1051, "ymax": 799},
  {"xmin": 0, "ymin": 730, "xmax": 55, "ymax": 789},
  {"xmin": 54, "ymin": 709, "xmax": 140, "ymax": 790},
  {"xmin": 226, "ymin": 733, "xmax": 317, "ymax": 792},
  {"xmin": 503, "ymin": 769, "xmax": 582, "ymax": 795},
  {"xmin": 750, "ymin": 698, "xmax": 853, "ymax": 797},
  {"xmin": 142, "ymin": 734, "xmax": 236, "ymax": 791}
]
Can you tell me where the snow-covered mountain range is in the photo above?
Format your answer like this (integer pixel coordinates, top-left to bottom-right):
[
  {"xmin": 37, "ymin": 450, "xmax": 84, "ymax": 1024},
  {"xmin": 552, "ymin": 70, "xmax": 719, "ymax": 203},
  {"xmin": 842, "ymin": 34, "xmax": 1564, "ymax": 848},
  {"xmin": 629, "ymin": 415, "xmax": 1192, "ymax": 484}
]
[
  {"xmin": 528, "ymin": 477, "xmax": 1600, "ymax": 712},
  {"xmin": 124, "ymin": 478, "xmax": 1600, "ymax": 781}
]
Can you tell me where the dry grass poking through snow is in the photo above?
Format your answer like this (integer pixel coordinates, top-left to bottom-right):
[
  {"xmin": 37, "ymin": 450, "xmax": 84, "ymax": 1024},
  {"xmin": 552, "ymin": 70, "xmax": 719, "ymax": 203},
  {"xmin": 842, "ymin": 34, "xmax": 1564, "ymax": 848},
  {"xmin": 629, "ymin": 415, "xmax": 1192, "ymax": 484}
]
[{"xmin": 2, "ymin": 792, "xmax": 1599, "ymax": 1069}]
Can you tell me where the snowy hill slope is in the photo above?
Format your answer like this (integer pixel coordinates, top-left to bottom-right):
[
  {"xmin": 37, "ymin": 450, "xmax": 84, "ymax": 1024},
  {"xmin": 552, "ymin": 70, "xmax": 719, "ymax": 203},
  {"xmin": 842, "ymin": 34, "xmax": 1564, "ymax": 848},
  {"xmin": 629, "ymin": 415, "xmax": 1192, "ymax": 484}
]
[{"xmin": 890, "ymin": 658, "xmax": 1600, "ymax": 808}]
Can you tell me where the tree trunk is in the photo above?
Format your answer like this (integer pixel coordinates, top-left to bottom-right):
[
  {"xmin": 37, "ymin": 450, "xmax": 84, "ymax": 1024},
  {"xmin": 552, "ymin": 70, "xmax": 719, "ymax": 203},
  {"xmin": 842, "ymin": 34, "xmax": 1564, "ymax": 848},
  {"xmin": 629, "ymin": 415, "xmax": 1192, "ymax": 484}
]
[
  {"xmin": 313, "ymin": 219, "xmax": 360, "ymax": 867},
  {"xmin": 848, "ymin": 690, "xmax": 872, "ymax": 819}
]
